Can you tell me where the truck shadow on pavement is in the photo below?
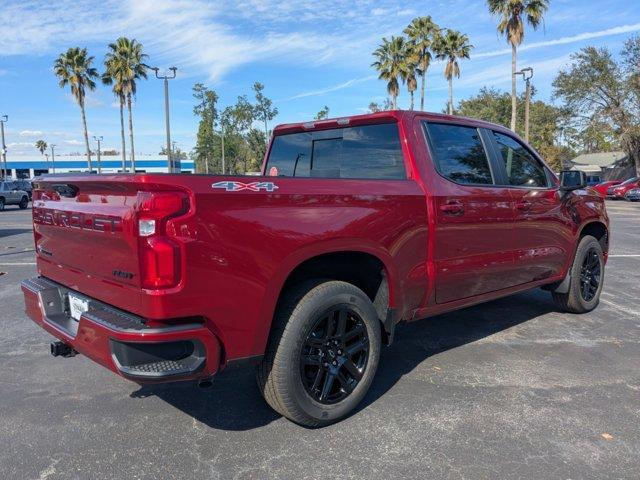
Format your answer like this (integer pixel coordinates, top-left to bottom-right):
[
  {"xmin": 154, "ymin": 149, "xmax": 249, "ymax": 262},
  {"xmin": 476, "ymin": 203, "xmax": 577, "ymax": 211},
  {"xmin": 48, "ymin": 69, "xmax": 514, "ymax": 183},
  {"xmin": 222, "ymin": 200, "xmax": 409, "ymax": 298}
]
[
  {"xmin": 0, "ymin": 228, "xmax": 32, "ymax": 239},
  {"xmin": 130, "ymin": 288, "xmax": 556, "ymax": 431}
]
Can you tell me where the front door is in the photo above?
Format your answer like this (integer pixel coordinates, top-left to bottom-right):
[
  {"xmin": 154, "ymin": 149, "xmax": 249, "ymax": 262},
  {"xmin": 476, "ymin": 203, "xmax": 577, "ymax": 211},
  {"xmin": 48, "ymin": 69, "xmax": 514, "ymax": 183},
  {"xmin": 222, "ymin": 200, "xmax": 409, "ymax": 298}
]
[{"xmin": 487, "ymin": 130, "xmax": 571, "ymax": 284}]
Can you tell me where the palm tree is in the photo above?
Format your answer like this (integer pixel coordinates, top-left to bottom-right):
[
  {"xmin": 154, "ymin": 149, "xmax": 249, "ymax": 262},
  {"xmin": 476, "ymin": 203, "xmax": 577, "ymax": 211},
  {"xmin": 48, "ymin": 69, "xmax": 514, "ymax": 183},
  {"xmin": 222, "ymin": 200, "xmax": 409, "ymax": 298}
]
[
  {"xmin": 433, "ymin": 30, "xmax": 473, "ymax": 115},
  {"xmin": 103, "ymin": 48, "xmax": 128, "ymax": 172},
  {"xmin": 35, "ymin": 140, "xmax": 48, "ymax": 156},
  {"xmin": 102, "ymin": 37, "xmax": 147, "ymax": 172},
  {"xmin": 54, "ymin": 47, "xmax": 98, "ymax": 171},
  {"xmin": 399, "ymin": 46, "xmax": 419, "ymax": 110},
  {"xmin": 404, "ymin": 16, "xmax": 440, "ymax": 110},
  {"xmin": 487, "ymin": 0, "xmax": 549, "ymax": 131},
  {"xmin": 372, "ymin": 36, "xmax": 406, "ymax": 109}
]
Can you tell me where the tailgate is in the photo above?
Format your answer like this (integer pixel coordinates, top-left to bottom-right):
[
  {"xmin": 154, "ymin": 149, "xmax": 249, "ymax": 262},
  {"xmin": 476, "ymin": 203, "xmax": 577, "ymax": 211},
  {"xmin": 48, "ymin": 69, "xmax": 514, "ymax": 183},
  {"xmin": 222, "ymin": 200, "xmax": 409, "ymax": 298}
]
[
  {"xmin": 32, "ymin": 175, "xmax": 192, "ymax": 297},
  {"xmin": 32, "ymin": 177, "xmax": 141, "ymax": 288}
]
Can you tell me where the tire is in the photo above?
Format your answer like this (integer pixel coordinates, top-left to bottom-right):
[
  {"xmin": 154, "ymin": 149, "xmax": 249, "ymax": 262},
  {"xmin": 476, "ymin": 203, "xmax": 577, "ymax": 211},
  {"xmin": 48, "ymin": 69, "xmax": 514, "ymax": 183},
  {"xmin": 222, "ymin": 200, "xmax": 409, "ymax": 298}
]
[
  {"xmin": 552, "ymin": 235, "xmax": 604, "ymax": 313},
  {"xmin": 18, "ymin": 196, "xmax": 28, "ymax": 209},
  {"xmin": 257, "ymin": 280, "xmax": 382, "ymax": 427},
  {"xmin": 0, "ymin": 197, "xmax": 4, "ymax": 211}
]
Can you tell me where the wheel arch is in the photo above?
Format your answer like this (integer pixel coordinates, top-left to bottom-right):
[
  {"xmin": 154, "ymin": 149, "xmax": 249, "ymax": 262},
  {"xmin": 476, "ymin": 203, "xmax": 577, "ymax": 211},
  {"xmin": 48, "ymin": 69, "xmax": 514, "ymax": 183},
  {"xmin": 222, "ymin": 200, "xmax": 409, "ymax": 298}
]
[
  {"xmin": 579, "ymin": 220, "xmax": 609, "ymax": 255},
  {"xmin": 252, "ymin": 242, "xmax": 400, "ymax": 356}
]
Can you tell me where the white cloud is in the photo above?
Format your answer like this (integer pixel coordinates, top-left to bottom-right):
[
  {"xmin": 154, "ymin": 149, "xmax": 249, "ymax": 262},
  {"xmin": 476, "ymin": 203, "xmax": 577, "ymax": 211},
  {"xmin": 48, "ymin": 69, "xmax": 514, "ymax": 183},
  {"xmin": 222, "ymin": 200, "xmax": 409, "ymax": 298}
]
[
  {"xmin": 19, "ymin": 130, "xmax": 44, "ymax": 137},
  {"xmin": 475, "ymin": 23, "xmax": 640, "ymax": 59},
  {"xmin": 283, "ymin": 75, "xmax": 377, "ymax": 101},
  {"xmin": 64, "ymin": 139, "xmax": 84, "ymax": 145}
]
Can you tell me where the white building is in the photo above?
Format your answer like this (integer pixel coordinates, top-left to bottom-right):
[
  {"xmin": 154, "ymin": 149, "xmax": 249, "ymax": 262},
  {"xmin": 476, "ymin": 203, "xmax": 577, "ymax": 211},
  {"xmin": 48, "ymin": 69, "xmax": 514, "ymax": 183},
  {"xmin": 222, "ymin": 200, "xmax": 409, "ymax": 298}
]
[
  {"xmin": 1, "ymin": 153, "xmax": 195, "ymax": 179},
  {"xmin": 569, "ymin": 151, "xmax": 634, "ymax": 182}
]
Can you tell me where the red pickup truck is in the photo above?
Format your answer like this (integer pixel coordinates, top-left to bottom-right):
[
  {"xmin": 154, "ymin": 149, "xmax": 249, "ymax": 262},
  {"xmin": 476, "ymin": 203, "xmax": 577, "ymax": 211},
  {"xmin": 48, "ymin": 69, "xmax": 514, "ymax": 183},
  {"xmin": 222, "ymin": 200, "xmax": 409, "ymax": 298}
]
[{"xmin": 22, "ymin": 111, "xmax": 609, "ymax": 426}]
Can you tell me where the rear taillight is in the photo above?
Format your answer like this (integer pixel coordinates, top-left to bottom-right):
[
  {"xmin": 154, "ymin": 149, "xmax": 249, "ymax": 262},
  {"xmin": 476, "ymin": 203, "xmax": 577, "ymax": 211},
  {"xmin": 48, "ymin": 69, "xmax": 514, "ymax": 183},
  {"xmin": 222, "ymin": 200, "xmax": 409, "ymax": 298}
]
[{"xmin": 136, "ymin": 191, "xmax": 189, "ymax": 289}]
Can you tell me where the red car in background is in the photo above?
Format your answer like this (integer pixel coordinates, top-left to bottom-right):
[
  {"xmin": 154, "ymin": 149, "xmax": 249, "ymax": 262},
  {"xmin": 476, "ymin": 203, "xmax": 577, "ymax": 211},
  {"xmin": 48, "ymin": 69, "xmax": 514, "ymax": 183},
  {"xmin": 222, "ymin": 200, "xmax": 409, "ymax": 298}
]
[
  {"xmin": 591, "ymin": 180, "xmax": 623, "ymax": 197},
  {"xmin": 607, "ymin": 177, "xmax": 639, "ymax": 199}
]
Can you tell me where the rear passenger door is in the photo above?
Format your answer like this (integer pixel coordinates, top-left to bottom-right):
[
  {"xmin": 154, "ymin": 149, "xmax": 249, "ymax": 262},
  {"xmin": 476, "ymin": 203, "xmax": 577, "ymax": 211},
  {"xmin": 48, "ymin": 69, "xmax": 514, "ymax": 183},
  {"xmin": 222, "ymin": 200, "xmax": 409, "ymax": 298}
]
[
  {"xmin": 486, "ymin": 130, "xmax": 571, "ymax": 284},
  {"xmin": 423, "ymin": 122, "xmax": 520, "ymax": 304}
]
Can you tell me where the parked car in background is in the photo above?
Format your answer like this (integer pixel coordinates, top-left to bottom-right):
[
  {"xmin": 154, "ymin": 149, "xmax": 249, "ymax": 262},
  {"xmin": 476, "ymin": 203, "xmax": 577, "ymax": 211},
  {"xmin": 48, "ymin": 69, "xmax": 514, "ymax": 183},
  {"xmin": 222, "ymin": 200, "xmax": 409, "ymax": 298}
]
[
  {"xmin": 0, "ymin": 181, "xmax": 30, "ymax": 210},
  {"xmin": 625, "ymin": 187, "xmax": 640, "ymax": 202},
  {"xmin": 14, "ymin": 179, "xmax": 33, "ymax": 200},
  {"xmin": 592, "ymin": 180, "xmax": 623, "ymax": 197},
  {"xmin": 607, "ymin": 177, "xmax": 639, "ymax": 199},
  {"xmin": 586, "ymin": 175, "xmax": 602, "ymax": 186}
]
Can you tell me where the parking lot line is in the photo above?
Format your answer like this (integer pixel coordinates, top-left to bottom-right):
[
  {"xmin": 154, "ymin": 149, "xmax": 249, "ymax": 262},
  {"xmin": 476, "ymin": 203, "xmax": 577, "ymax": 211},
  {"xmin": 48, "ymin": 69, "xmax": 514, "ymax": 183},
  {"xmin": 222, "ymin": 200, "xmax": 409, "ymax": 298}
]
[
  {"xmin": 608, "ymin": 254, "xmax": 640, "ymax": 257},
  {"xmin": 0, "ymin": 262, "xmax": 36, "ymax": 266}
]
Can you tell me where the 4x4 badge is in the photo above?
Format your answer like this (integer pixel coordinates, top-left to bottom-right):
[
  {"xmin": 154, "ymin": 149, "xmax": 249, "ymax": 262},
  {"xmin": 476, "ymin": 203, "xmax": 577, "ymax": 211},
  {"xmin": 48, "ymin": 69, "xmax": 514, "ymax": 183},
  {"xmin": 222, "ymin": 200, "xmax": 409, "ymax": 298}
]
[{"xmin": 212, "ymin": 181, "xmax": 279, "ymax": 192}]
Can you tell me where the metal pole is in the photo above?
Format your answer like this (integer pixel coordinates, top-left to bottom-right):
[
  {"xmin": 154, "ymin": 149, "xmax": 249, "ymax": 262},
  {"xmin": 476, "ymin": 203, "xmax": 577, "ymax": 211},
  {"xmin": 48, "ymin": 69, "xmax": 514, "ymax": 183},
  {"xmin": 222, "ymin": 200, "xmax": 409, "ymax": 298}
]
[
  {"xmin": 45, "ymin": 153, "xmax": 49, "ymax": 172},
  {"xmin": 0, "ymin": 115, "xmax": 7, "ymax": 180},
  {"xmin": 515, "ymin": 67, "xmax": 533, "ymax": 142},
  {"xmin": 221, "ymin": 126, "xmax": 225, "ymax": 175},
  {"xmin": 524, "ymin": 78, "xmax": 531, "ymax": 143},
  {"xmin": 141, "ymin": 64, "xmax": 178, "ymax": 173},
  {"xmin": 50, "ymin": 145, "xmax": 56, "ymax": 174},
  {"xmin": 93, "ymin": 136, "xmax": 103, "ymax": 174},
  {"xmin": 164, "ymin": 77, "xmax": 172, "ymax": 173}
]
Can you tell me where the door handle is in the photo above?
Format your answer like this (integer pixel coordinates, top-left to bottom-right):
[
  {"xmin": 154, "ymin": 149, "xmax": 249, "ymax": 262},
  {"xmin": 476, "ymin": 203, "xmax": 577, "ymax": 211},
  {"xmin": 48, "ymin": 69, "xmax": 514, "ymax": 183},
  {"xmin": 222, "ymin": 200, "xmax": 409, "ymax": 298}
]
[
  {"xmin": 440, "ymin": 200, "xmax": 464, "ymax": 215},
  {"xmin": 515, "ymin": 200, "xmax": 532, "ymax": 211}
]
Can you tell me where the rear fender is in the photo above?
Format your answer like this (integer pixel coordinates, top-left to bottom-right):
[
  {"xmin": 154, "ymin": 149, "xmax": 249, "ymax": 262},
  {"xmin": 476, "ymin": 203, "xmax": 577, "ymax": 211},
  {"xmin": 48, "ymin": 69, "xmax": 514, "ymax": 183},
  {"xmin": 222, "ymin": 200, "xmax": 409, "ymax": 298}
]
[{"xmin": 249, "ymin": 238, "xmax": 400, "ymax": 356}]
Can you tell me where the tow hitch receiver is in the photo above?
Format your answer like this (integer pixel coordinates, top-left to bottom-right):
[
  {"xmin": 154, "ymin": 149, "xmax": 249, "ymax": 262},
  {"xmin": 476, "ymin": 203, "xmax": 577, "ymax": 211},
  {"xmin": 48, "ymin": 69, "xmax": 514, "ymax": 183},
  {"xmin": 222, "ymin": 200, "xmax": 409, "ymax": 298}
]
[{"xmin": 50, "ymin": 341, "xmax": 78, "ymax": 358}]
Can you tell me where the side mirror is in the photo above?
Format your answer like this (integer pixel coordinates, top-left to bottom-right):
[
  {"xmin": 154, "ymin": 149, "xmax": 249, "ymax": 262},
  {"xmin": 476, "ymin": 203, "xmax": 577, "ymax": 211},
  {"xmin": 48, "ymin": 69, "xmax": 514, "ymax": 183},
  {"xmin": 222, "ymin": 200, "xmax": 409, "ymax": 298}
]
[{"xmin": 559, "ymin": 170, "xmax": 586, "ymax": 192}]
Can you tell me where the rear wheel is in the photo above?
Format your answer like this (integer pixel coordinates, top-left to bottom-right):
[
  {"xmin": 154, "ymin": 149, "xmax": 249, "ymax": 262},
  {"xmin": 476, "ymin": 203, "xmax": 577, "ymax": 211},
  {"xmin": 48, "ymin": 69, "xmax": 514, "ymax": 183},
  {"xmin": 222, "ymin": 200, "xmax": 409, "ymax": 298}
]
[
  {"xmin": 0, "ymin": 197, "xmax": 4, "ymax": 211},
  {"xmin": 18, "ymin": 196, "xmax": 28, "ymax": 209},
  {"xmin": 552, "ymin": 235, "xmax": 604, "ymax": 313},
  {"xmin": 257, "ymin": 280, "xmax": 381, "ymax": 427}
]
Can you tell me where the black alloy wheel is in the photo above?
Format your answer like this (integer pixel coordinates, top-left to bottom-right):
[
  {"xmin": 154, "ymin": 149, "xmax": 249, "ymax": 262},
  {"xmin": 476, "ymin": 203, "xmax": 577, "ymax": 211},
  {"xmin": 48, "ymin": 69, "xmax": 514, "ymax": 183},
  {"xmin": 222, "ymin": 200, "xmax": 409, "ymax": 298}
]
[
  {"xmin": 300, "ymin": 306, "xmax": 369, "ymax": 405},
  {"xmin": 579, "ymin": 247, "xmax": 601, "ymax": 302}
]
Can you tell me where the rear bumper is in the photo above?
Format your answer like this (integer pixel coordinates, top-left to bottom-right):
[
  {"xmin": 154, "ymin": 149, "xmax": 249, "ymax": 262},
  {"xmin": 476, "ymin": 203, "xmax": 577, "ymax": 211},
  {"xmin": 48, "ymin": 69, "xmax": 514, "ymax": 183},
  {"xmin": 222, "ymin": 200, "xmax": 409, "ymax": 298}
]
[{"xmin": 21, "ymin": 276, "xmax": 221, "ymax": 383}]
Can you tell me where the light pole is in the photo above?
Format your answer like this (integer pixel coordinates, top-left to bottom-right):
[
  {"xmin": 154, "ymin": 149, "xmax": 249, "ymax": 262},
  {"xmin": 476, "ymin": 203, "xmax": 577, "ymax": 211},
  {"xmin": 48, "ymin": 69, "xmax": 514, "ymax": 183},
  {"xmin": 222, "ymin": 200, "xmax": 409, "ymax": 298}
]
[
  {"xmin": 144, "ymin": 64, "xmax": 178, "ymax": 173},
  {"xmin": 44, "ymin": 153, "xmax": 50, "ymax": 172},
  {"xmin": 50, "ymin": 144, "xmax": 56, "ymax": 174},
  {"xmin": 221, "ymin": 126, "xmax": 225, "ymax": 174},
  {"xmin": 516, "ymin": 67, "xmax": 533, "ymax": 142},
  {"xmin": 93, "ymin": 135, "xmax": 103, "ymax": 174},
  {"xmin": 1, "ymin": 115, "xmax": 8, "ymax": 179}
]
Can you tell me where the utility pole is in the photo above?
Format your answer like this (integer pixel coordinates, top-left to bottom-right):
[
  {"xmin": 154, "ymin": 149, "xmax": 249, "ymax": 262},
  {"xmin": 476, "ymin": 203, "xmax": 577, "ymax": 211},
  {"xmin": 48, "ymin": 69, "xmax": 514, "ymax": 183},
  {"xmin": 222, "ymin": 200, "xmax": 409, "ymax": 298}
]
[
  {"xmin": 144, "ymin": 64, "xmax": 178, "ymax": 173},
  {"xmin": 221, "ymin": 125, "xmax": 226, "ymax": 175},
  {"xmin": 516, "ymin": 67, "xmax": 533, "ymax": 142},
  {"xmin": 50, "ymin": 144, "xmax": 56, "ymax": 174},
  {"xmin": 93, "ymin": 135, "xmax": 103, "ymax": 174},
  {"xmin": 45, "ymin": 153, "xmax": 50, "ymax": 172},
  {"xmin": 0, "ymin": 115, "xmax": 7, "ymax": 180}
]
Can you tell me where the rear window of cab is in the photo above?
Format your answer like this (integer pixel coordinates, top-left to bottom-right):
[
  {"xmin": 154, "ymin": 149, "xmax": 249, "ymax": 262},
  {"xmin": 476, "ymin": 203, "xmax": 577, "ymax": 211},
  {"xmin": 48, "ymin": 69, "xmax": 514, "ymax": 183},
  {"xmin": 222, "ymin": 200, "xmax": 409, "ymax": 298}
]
[{"xmin": 265, "ymin": 123, "xmax": 406, "ymax": 180}]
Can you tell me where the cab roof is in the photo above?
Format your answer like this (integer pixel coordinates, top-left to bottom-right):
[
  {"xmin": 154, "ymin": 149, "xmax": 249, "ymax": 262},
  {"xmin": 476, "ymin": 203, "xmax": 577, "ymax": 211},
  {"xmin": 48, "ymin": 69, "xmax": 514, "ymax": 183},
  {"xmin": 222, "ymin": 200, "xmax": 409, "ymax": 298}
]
[{"xmin": 272, "ymin": 110, "xmax": 513, "ymax": 136}]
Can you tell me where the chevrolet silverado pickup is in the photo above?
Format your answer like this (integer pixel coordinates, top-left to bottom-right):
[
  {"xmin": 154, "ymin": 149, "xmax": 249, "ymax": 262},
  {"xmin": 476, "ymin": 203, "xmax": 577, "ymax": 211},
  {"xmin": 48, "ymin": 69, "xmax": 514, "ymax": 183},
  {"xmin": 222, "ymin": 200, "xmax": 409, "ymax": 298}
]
[{"xmin": 22, "ymin": 110, "xmax": 609, "ymax": 426}]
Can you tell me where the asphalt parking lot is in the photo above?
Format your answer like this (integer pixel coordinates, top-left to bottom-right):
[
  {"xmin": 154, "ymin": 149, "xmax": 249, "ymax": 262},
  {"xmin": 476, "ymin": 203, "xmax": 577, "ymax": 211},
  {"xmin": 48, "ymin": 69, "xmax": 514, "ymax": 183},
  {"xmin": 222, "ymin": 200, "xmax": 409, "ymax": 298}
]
[{"xmin": 1, "ymin": 201, "xmax": 639, "ymax": 479}]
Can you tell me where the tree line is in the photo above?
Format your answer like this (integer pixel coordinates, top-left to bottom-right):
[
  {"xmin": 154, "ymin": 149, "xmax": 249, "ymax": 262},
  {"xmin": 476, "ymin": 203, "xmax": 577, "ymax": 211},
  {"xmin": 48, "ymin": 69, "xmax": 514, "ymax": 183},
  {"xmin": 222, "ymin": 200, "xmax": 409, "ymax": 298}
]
[{"xmin": 191, "ymin": 82, "xmax": 278, "ymax": 174}]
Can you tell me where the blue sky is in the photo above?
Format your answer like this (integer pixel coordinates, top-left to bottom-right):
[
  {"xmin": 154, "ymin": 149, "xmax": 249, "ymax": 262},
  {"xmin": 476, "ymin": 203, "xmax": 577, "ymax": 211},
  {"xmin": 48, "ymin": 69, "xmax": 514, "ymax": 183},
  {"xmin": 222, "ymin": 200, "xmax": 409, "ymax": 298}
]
[{"xmin": 1, "ymin": 0, "xmax": 639, "ymax": 158}]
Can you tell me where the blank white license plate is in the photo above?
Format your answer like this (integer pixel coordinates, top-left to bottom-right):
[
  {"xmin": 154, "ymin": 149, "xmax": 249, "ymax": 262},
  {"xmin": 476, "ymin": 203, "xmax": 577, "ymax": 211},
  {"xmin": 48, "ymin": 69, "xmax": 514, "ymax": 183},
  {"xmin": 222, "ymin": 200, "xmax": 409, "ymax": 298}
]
[{"xmin": 68, "ymin": 293, "xmax": 89, "ymax": 321}]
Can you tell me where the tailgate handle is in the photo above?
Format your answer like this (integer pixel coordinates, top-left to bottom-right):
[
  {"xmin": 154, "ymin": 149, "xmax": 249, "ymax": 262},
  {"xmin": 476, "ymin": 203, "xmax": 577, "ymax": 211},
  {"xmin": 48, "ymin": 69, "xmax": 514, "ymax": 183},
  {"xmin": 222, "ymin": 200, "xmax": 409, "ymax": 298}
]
[{"xmin": 52, "ymin": 184, "xmax": 79, "ymax": 198}]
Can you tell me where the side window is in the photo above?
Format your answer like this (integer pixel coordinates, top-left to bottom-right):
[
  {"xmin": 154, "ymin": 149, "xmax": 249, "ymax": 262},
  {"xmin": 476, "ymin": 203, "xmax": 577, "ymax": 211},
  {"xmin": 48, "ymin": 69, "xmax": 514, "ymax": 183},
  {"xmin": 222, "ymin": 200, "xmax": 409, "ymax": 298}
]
[
  {"xmin": 424, "ymin": 122, "xmax": 494, "ymax": 185},
  {"xmin": 265, "ymin": 123, "xmax": 406, "ymax": 179},
  {"xmin": 492, "ymin": 132, "xmax": 549, "ymax": 188}
]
